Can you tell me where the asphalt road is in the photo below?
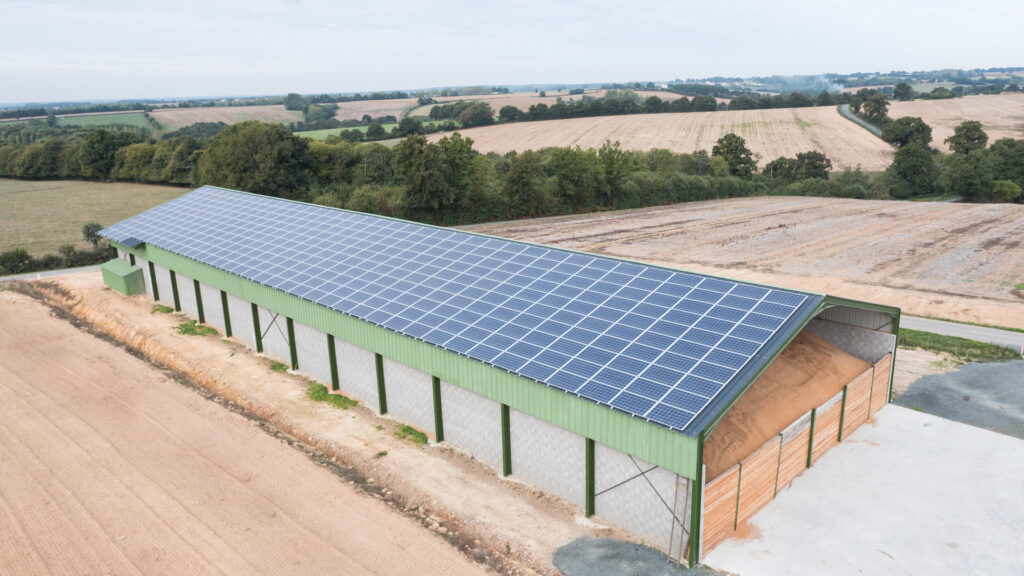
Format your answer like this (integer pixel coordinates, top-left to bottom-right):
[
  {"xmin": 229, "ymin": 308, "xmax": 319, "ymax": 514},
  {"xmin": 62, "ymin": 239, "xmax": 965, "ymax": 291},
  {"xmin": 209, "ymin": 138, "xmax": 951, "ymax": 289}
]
[
  {"xmin": 838, "ymin": 104, "xmax": 883, "ymax": 137},
  {"xmin": 902, "ymin": 315, "xmax": 1024, "ymax": 354}
]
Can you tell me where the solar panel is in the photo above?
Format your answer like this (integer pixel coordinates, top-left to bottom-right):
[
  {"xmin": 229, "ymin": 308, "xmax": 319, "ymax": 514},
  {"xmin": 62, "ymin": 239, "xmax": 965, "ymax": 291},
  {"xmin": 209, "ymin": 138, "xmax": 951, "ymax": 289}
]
[{"xmin": 101, "ymin": 186, "xmax": 817, "ymax": 434}]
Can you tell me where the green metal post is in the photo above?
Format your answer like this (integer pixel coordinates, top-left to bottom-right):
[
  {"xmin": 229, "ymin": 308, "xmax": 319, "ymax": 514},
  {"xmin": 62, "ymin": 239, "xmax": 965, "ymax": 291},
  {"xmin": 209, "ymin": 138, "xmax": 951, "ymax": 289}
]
[
  {"xmin": 806, "ymin": 408, "xmax": 817, "ymax": 469},
  {"xmin": 733, "ymin": 463, "xmax": 743, "ymax": 530},
  {"xmin": 327, "ymin": 335, "xmax": 339, "ymax": 391},
  {"xmin": 585, "ymin": 438, "xmax": 595, "ymax": 517},
  {"xmin": 220, "ymin": 291, "xmax": 232, "ymax": 337},
  {"xmin": 688, "ymin": 431, "xmax": 705, "ymax": 568},
  {"xmin": 286, "ymin": 317, "xmax": 298, "ymax": 370},
  {"xmin": 251, "ymin": 303, "xmax": 263, "ymax": 353},
  {"xmin": 193, "ymin": 280, "xmax": 205, "ymax": 324},
  {"xmin": 432, "ymin": 376, "xmax": 445, "ymax": 442},
  {"xmin": 773, "ymin": 435, "xmax": 783, "ymax": 497},
  {"xmin": 169, "ymin": 270, "xmax": 181, "ymax": 311},
  {"xmin": 837, "ymin": 385, "xmax": 849, "ymax": 442},
  {"xmin": 148, "ymin": 262, "xmax": 159, "ymax": 300},
  {"xmin": 375, "ymin": 353, "xmax": 387, "ymax": 414},
  {"xmin": 129, "ymin": 253, "xmax": 136, "ymax": 266},
  {"xmin": 501, "ymin": 404, "xmax": 512, "ymax": 477}
]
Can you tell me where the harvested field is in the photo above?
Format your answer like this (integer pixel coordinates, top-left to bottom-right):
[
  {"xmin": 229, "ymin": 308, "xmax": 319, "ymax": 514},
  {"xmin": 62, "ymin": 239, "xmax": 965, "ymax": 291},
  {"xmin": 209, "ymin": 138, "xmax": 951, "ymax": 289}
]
[
  {"xmin": 332, "ymin": 97, "xmax": 419, "ymax": 121},
  {"xmin": 0, "ymin": 179, "xmax": 187, "ymax": 255},
  {"xmin": 405, "ymin": 90, "xmax": 699, "ymax": 118},
  {"xmin": 0, "ymin": 288, "xmax": 489, "ymax": 576},
  {"xmin": 469, "ymin": 196, "xmax": 1024, "ymax": 328},
  {"xmin": 889, "ymin": 93, "xmax": 1024, "ymax": 152},
  {"xmin": 150, "ymin": 105, "xmax": 301, "ymax": 129},
  {"xmin": 704, "ymin": 331, "xmax": 869, "ymax": 478},
  {"xmin": 434, "ymin": 107, "xmax": 894, "ymax": 170}
]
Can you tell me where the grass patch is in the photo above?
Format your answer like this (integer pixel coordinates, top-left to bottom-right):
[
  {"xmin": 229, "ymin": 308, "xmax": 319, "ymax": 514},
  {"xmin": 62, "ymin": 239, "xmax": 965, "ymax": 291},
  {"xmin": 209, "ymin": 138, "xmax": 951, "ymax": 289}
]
[
  {"xmin": 395, "ymin": 424, "xmax": 428, "ymax": 444},
  {"xmin": 898, "ymin": 328, "xmax": 1019, "ymax": 363},
  {"xmin": 306, "ymin": 382, "xmax": 358, "ymax": 410},
  {"xmin": 153, "ymin": 304, "xmax": 174, "ymax": 313},
  {"xmin": 270, "ymin": 360, "xmax": 289, "ymax": 373},
  {"xmin": 175, "ymin": 320, "xmax": 217, "ymax": 336},
  {"xmin": 1015, "ymin": 282, "xmax": 1024, "ymax": 290},
  {"xmin": 56, "ymin": 112, "xmax": 151, "ymax": 130},
  {"xmin": 375, "ymin": 450, "xmax": 388, "ymax": 458},
  {"xmin": 913, "ymin": 314, "xmax": 1024, "ymax": 334}
]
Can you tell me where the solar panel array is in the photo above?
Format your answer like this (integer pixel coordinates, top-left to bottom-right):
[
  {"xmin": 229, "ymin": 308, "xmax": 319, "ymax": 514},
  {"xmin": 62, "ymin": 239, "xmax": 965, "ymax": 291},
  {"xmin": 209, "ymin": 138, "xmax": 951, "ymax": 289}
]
[{"xmin": 102, "ymin": 186, "xmax": 812, "ymax": 434}]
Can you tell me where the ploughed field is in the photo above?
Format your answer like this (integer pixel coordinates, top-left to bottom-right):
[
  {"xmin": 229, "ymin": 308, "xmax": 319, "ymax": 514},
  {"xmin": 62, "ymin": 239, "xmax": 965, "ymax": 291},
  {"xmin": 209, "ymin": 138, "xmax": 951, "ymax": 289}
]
[
  {"xmin": 469, "ymin": 196, "xmax": 1024, "ymax": 328},
  {"xmin": 888, "ymin": 93, "xmax": 1024, "ymax": 153},
  {"xmin": 432, "ymin": 107, "xmax": 895, "ymax": 171}
]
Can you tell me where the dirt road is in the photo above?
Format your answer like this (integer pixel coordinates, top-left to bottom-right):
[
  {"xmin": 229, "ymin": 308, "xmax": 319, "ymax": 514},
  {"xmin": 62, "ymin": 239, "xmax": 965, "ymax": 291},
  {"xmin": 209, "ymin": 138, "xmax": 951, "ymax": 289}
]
[
  {"xmin": 0, "ymin": 289, "xmax": 490, "ymax": 576},
  {"xmin": 468, "ymin": 196, "xmax": 1024, "ymax": 328}
]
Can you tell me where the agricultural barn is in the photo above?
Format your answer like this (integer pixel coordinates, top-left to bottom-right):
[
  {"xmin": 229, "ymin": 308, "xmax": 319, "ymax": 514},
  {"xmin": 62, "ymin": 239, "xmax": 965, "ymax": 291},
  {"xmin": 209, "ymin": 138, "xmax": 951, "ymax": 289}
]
[{"xmin": 99, "ymin": 186, "xmax": 900, "ymax": 566}]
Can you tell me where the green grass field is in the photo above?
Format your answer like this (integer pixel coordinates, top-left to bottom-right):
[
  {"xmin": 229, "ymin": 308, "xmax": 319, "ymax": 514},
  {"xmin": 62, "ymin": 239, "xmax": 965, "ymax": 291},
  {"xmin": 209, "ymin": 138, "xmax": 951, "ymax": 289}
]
[
  {"xmin": 0, "ymin": 179, "xmax": 187, "ymax": 255},
  {"xmin": 56, "ymin": 112, "xmax": 152, "ymax": 129}
]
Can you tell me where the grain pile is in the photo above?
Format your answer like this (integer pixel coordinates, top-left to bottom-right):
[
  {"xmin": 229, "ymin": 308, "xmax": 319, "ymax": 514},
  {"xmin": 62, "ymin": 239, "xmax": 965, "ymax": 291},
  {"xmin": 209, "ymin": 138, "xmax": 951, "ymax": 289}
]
[{"xmin": 704, "ymin": 330, "xmax": 869, "ymax": 479}]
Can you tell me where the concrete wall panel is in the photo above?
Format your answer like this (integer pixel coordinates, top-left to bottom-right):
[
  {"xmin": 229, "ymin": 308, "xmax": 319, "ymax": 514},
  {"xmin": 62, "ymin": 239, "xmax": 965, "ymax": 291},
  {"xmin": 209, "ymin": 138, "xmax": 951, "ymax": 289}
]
[
  {"xmin": 334, "ymin": 338, "xmax": 378, "ymax": 412},
  {"xmin": 441, "ymin": 380, "xmax": 502, "ymax": 471},
  {"xmin": 152, "ymin": 264, "xmax": 175, "ymax": 307},
  {"xmin": 292, "ymin": 321, "xmax": 332, "ymax": 386},
  {"xmin": 510, "ymin": 409, "xmax": 586, "ymax": 508},
  {"xmin": 199, "ymin": 283, "xmax": 225, "ymax": 333},
  {"xmin": 595, "ymin": 443, "xmax": 683, "ymax": 548},
  {"xmin": 807, "ymin": 318, "xmax": 895, "ymax": 364},
  {"xmin": 382, "ymin": 358, "xmax": 435, "ymax": 437},
  {"xmin": 257, "ymin": 306, "xmax": 291, "ymax": 365},
  {"xmin": 227, "ymin": 294, "xmax": 256, "ymax": 349},
  {"xmin": 135, "ymin": 256, "xmax": 153, "ymax": 298},
  {"xmin": 176, "ymin": 272, "xmax": 200, "ymax": 319}
]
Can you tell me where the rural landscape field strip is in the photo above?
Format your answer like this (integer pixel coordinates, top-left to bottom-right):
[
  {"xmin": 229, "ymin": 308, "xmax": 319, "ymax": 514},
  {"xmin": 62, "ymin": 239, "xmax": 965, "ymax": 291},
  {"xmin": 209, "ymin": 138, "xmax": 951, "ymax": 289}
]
[
  {"xmin": 150, "ymin": 105, "xmax": 302, "ymax": 129},
  {"xmin": 889, "ymin": 93, "xmax": 1024, "ymax": 152},
  {"xmin": 433, "ymin": 106, "xmax": 894, "ymax": 170},
  {"xmin": 0, "ymin": 290, "xmax": 489, "ymax": 576},
  {"xmin": 471, "ymin": 196, "xmax": 1024, "ymax": 327}
]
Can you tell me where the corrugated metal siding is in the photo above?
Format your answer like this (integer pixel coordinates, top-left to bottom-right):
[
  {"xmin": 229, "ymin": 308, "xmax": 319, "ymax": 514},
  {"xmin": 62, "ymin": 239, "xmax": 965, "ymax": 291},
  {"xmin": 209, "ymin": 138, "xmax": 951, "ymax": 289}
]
[
  {"xmin": 100, "ymin": 259, "xmax": 146, "ymax": 296},
  {"xmin": 121, "ymin": 242, "xmax": 701, "ymax": 478}
]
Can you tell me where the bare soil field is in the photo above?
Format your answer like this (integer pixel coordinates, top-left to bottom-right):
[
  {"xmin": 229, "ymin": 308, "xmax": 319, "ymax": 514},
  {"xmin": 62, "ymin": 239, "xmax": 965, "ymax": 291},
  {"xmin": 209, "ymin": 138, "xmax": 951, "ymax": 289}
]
[
  {"xmin": 889, "ymin": 93, "xmax": 1024, "ymax": 152},
  {"xmin": 468, "ymin": 196, "xmax": 1024, "ymax": 328},
  {"xmin": 12, "ymin": 272, "xmax": 629, "ymax": 575},
  {"xmin": 434, "ymin": 107, "xmax": 894, "ymax": 170},
  {"xmin": 150, "ymin": 105, "xmax": 301, "ymax": 129},
  {"xmin": 0, "ymin": 178, "xmax": 187, "ymax": 255},
  {"xmin": 0, "ymin": 288, "xmax": 490, "ymax": 576},
  {"xmin": 405, "ymin": 90, "xmax": 700, "ymax": 118},
  {"xmin": 333, "ymin": 97, "xmax": 420, "ymax": 121}
]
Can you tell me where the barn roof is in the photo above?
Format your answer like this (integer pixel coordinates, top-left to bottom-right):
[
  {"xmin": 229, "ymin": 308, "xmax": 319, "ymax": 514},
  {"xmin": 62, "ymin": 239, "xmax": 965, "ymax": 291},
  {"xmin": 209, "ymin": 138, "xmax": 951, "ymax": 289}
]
[{"xmin": 101, "ymin": 186, "xmax": 823, "ymax": 436}]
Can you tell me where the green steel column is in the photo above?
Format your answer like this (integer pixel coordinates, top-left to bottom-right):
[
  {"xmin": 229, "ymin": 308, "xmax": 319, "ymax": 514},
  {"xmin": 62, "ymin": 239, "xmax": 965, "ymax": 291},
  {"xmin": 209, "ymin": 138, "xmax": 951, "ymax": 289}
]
[
  {"xmin": 220, "ymin": 291, "xmax": 232, "ymax": 337},
  {"xmin": 148, "ymin": 262, "xmax": 159, "ymax": 300},
  {"xmin": 733, "ymin": 463, "xmax": 743, "ymax": 530},
  {"xmin": 251, "ymin": 303, "xmax": 263, "ymax": 353},
  {"xmin": 375, "ymin": 353, "xmax": 387, "ymax": 414},
  {"xmin": 432, "ymin": 376, "xmax": 445, "ymax": 442},
  {"xmin": 129, "ymin": 253, "xmax": 136, "ymax": 266},
  {"xmin": 806, "ymin": 408, "xmax": 817, "ymax": 468},
  {"xmin": 169, "ymin": 270, "xmax": 181, "ymax": 311},
  {"xmin": 327, "ymin": 335, "xmax": 339, "ymax": 391},
  {"xmin": 193, "ymin": 280, "xmax": 205, "ymax": 324},
  {"xmin": 688, "ymin": 431, "xmax": 705, "ymax": 568},
  {"xmin": 501, "ymin": 404, "xmax": 511, "ymax": 477},
  {"xmin": 585, "ymin": 438, "xmax": 595, "ymax": 517},
  {"xmin": 773, "ymin": 434, "xmax": 783, "ymax": 497},
  {"xmin": 286, "ymin": 317, "xmax": 298, "ymax": 370},
  {"xmin": 837, "ymin": 385, "xmax": 849, "ymax": 442}
]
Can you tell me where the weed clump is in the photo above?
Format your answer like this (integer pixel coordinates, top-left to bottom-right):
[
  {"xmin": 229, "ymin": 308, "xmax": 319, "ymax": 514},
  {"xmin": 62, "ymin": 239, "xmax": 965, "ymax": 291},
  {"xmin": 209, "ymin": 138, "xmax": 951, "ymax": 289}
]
[
  {"xmin": 395, "ymin": 424, "xmax": 428, "ymax": 444},
  {"xmin": 175, "ymin": 320, "xmax": 217, "ymax": 336},
  {"xmin": 306, "ymin": 382, "xmax": 358, "ymax": 410}
]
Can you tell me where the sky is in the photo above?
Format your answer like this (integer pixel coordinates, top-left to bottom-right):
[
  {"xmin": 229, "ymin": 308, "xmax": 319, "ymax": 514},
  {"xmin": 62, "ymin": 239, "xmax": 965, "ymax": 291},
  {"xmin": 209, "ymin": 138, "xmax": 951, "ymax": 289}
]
[{"xmin": 1, "ymin": 0, "xmax": 1022, "ymax": 104}]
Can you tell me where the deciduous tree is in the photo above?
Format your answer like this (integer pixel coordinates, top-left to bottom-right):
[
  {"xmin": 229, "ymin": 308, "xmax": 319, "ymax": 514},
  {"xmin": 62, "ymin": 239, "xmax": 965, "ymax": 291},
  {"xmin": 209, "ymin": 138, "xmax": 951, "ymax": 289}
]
[{"xmin": 945, "ymin": 121, "xmax": 988, "ymax": 155}]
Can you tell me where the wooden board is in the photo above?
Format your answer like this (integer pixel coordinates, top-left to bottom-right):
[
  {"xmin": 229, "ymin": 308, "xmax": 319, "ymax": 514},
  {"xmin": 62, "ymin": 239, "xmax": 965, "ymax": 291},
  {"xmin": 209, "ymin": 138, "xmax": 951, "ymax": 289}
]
[
  {"xmin": 810, "ymin": 394, "xmax": 842, "ymax": 464},
  {"xmin": 842, "ymin": 368, "xmax": 874, "ymax": 439},
  {"xmin": 736, "ymin": 436, "xmax": 781, "ymax": 526},
  {"xmin": 701, "ymin": 465, "xmax": 740, "ymax": 554},
  {"xmin": 869, "ymin": 354, "xmax": 892, "ymax": 416},
  {"xmin": 776, "ymin": 425, "xmax": 810, "ymax": 491}
]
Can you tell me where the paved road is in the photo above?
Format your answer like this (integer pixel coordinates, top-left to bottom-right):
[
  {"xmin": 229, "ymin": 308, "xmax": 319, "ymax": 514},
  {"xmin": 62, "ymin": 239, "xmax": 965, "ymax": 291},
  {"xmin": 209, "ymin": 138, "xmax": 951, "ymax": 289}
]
[
  {"xmin": 0, "ymin": 264, "xmax": 101, "ymax": 282},
  {"xmin": 902, "ymin": 315, "xmax": 1024, "ymax": 354},
  {"xmin": 838, "ymin": 104, "xmax": 883, "ymax": 137}
]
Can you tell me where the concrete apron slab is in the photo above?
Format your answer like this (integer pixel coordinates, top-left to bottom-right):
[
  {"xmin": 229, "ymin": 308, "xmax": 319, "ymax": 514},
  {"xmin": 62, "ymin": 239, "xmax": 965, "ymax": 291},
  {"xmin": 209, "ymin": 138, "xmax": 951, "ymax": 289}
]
[{"xmin": 705, "ymin": 405, "xmax": 1024, "ymax": 576}]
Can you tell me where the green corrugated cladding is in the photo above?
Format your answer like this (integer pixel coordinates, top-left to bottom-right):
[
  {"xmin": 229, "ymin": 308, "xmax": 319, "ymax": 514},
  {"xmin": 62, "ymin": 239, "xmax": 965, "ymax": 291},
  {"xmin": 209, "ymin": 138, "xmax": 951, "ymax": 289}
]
[
  {"xmin": 116, "ymin": 242, "xmax": 701, "ymax": 479},
  {"xmin": 100, "ymin": 259, "xmax": 146, "ymax": 296}
]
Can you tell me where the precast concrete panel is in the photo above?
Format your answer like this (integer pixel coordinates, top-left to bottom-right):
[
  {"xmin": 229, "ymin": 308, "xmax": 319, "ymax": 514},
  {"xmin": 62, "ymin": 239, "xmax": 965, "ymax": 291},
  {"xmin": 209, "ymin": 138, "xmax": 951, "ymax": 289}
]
[
  {"xmin": 334, "ymin": 338, "xmax": 378, "ymax": 412},
  {"xmin": 595, "ymin": 442, "xmax": 684, "ymax": 549},
  {"xmin": 510, "ymin": 409, "xmax": 587, "ymax": 507},
  {"xmin": 198, "ymin": 283, "xmax": 225, "ymax": 332},
  {"xmin": 227, "ymin": 294, "xmax": 256, "ymax": 349},
  {"xmin": 441, "ymin": 380, "xmax": 502, "ymax": 471},
  {"xmin": 135, "ymin": 256, "xmax": 153, "ymax": 298},
  {"xmin": 807, "ymin": 319, "xmax": 895, "ymax": 364},
  {"xmin": 153, "ymin": 264, "xmax": 175, "ymax": 307},
  {"xmin": 257, "ymin": 306, "xmax": 291, "ymax": 365},
  {"xmin": 176, "ymin": 272, "xmax": 200, "ymax": 319},
  {"xmin": 292, "ymin": 321, "xmax": 332, "ymax": 386},
  {"xmin": 382, "ymin": 358, "xmax": 434, "ymax": 436}
]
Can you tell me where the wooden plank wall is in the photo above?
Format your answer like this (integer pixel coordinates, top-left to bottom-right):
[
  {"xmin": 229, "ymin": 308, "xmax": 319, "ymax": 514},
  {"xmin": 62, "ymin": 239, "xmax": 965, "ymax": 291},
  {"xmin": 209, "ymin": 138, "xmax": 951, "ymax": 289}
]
[{"xmin": 699, "ymin": 354, "xmax": 891, "ymax": 557}]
